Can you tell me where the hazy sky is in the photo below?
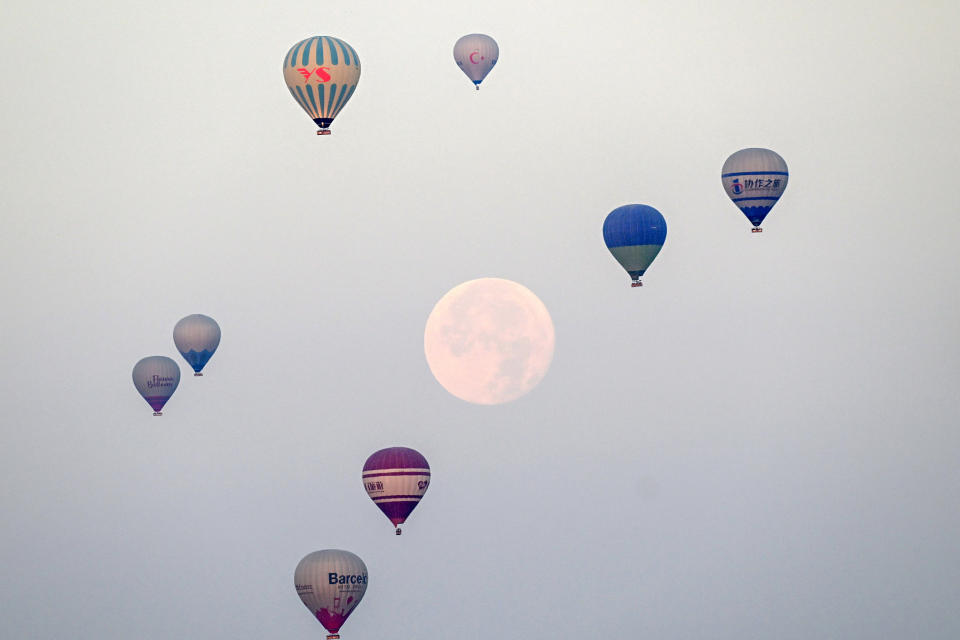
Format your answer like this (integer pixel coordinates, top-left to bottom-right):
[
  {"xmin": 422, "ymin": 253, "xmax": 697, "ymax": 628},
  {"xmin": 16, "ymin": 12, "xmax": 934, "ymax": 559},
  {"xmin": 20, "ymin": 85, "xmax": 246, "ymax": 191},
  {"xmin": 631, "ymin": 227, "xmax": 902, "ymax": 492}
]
[{"xmin": 2, "ymin": 1, "xmax": 959, "ymax": 638}]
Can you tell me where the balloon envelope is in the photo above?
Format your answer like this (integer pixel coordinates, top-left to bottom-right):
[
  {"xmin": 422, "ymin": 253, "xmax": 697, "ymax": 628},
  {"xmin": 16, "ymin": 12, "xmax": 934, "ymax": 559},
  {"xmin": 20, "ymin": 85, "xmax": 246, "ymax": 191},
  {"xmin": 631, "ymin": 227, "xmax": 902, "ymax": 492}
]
[
  {"xmin": 363, "ymin": 447, "xmax": 430, "ymax": 531},
  {"xmin": 453, "ymin": 34, "xmax": 498, "ymax": 88},
  {"xmin": 603, "ymin": 204, "xmax": 667, "ymax": 286},
  {"xmin": 132, "ymin": 356, "xmax": 180, "ymax": 415},
  {"xmin": 721, "ymin": 148, "xmax": 789, "ymax": 229},
  {"xmin": 283, "ymin": 36, "xmax": 361, "ymax": 133},
  {"xmin": 173, "ymin": 314, "xmax": 220, "ymax": 375},
  {"xmin": 295, "ymin": 550, "xmax": 367, "ymax": 637}
]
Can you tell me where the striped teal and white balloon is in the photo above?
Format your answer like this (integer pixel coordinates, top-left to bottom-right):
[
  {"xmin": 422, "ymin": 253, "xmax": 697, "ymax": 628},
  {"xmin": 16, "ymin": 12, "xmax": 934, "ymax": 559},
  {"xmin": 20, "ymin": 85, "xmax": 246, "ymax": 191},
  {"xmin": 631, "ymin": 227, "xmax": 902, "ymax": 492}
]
[
  {"xmin": 453, "ymin": 34, "xmax": 498, "ymax": 89},
  {"xmin": 721, "ymin": 148, "xmax": 789, "ymax": 232},
  {"xmin": 283, "ymin": 36, "xmax": 361, "ymax": 135}
]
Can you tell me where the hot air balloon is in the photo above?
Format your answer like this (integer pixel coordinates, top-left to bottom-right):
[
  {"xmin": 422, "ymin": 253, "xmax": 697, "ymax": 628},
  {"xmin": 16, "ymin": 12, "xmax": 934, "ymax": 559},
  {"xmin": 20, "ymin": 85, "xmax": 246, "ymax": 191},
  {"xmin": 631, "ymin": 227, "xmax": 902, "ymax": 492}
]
[
  {"xmin": 453, "ymin": 34, "xmax": 498, "ymax": 90},
  {"xmin": 173, "ymin": 314, "xmax": 220, "ymax": 376},
  {"xmin": 603, "ymin": 204, "xmax": 667, "ymax": 287},
  {"xmin": 721, "ymin": 148, "xmax": 789, "ymax": 232},
  {"xmin": 132, "ymin": 356, "xmax": 180, "ymax": 416},
  {"xmin": 295, "ymin": 550, "xmax": 367, "ymax": 640},
  {"xmin": 363, "ymin": 447, "xmax": 430, "ymax": 535},
  {"xmin": 283, "ymin": 36, "xmax": 361, "ymax": 135}
]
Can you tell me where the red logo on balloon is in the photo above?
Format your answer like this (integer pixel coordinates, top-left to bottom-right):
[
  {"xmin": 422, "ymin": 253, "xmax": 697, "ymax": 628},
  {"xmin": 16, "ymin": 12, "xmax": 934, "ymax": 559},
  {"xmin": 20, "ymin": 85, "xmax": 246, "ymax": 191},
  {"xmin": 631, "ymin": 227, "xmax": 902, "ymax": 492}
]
[{"xmin": 297, "ymin": 67, "xmax": 332, "ymax": 82}]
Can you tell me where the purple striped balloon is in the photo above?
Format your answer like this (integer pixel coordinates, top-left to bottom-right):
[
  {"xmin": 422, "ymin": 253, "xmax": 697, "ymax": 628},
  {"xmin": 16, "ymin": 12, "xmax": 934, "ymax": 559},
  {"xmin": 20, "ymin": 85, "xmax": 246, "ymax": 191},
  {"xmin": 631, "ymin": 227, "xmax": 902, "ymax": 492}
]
[{"xmin": 362, "ymin": 447, "xmax": 430, "ymax": 535}]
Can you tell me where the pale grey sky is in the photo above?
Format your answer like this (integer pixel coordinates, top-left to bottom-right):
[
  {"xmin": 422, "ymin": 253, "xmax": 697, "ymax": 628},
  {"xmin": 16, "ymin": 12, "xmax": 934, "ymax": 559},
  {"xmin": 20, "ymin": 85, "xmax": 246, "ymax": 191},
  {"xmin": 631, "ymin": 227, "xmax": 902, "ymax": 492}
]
[{"xmin": 2, "ymin": 1, "xmax": 959, "ymax": 638}]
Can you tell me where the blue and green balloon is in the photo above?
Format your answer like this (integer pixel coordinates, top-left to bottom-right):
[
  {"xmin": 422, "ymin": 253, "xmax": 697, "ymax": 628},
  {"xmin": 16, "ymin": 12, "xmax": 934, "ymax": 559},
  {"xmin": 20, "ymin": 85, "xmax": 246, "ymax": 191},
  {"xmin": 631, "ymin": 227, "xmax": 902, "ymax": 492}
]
[{"xmin": 603, "ymin": 205, "xmax": 667, "ymax": 287}]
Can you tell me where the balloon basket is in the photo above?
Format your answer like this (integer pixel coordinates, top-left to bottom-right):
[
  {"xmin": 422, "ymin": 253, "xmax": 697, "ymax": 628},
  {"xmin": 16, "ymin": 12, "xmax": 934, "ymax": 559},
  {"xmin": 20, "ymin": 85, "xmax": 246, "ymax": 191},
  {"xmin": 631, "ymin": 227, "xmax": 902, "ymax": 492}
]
[
  {"xmin": 751, "ymin": 227, "xmax": 763, "ymax": 233},
  {"xmin": 395, "ymin": 527, "xmax": 402, "ymax": 536},
  {"xmin": 317, "ymin": 129, "xmax": 332, "ymax": 136},
  {"xmin": 326, "ymin": 635, "xmax": 340, "ymax": 640},
  {"xmin": 194, "ymin": 372, "xmax": 203, "ymax": 376},
  {"xmin": 153, "ymin": 412, "xmax": 162, "ymax": 416},
  {"xmin": 631, "ymin": 281, "xmax": 642, "ymax": 288}
]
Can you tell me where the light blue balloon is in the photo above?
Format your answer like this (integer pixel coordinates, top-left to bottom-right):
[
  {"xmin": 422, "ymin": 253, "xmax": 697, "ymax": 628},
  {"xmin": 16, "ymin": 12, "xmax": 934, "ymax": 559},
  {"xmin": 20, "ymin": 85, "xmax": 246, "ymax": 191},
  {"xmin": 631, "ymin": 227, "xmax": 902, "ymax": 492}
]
[{"xmin": 173, "ymin": 314, "xmax": 221, "ymax": 375}]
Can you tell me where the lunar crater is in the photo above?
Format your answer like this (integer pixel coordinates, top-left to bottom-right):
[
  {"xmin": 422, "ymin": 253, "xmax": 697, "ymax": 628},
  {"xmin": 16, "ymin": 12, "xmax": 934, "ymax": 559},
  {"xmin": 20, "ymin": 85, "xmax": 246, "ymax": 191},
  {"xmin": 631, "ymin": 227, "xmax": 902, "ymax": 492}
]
[{"xmin": 424, "ymin": 278, "xmax": 555, "ymax": 405}]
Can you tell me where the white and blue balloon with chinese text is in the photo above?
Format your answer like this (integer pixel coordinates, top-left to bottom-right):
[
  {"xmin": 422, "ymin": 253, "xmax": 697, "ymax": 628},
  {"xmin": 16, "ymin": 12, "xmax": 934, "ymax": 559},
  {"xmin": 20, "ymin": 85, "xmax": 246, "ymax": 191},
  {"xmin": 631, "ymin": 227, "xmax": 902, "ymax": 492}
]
[{"xmin": 721, "ymin": 148, "xmax": 788, "ymax": 232}]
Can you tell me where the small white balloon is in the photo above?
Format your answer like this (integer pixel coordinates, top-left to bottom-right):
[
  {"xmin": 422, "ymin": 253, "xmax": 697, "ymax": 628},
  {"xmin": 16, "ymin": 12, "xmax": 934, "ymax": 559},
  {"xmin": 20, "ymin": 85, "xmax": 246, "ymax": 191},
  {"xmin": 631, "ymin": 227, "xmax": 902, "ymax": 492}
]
[{"xmin": 453, "ymin": 34, "xmax": 499, "ymax": 89}]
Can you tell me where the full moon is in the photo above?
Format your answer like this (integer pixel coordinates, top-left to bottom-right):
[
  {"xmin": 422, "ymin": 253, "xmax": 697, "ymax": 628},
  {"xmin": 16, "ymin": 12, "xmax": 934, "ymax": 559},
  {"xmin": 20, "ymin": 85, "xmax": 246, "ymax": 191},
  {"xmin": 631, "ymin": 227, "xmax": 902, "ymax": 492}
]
[{"xmin": 424, "ymin": 278, "xmax": 555, "ymax": 405}]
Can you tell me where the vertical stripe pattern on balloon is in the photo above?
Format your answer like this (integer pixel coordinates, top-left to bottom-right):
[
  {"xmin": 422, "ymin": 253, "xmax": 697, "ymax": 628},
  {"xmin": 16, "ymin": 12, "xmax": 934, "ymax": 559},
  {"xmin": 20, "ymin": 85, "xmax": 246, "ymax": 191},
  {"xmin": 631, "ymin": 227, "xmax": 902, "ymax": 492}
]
[{"xmin": 283, "ymin": 36, "xmax": 361, "ymax": 129}]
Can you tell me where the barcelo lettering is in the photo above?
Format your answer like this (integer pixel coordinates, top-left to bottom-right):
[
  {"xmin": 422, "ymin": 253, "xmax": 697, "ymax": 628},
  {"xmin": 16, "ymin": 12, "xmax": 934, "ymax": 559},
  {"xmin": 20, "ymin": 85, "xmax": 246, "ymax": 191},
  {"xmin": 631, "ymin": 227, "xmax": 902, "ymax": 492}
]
[{"xmin": 328, "ymin": 572, "xmax": 368, "ymax": 585}]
